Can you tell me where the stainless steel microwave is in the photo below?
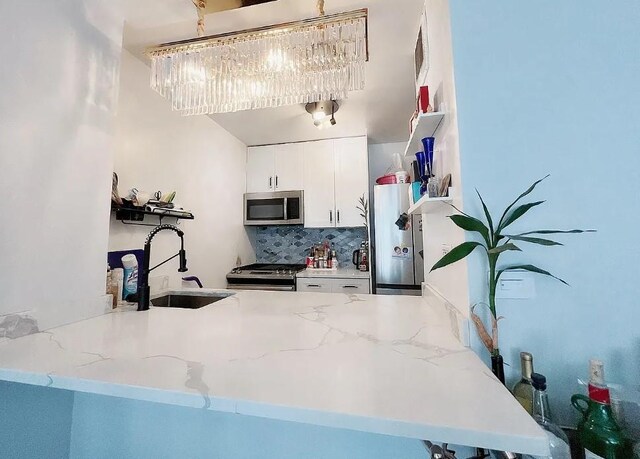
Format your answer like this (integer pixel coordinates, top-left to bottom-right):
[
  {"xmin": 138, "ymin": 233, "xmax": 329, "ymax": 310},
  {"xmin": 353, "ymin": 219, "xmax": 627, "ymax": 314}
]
[{"xmin": 244, "ymin": 191, "xmax": 304, "ymax": 226}]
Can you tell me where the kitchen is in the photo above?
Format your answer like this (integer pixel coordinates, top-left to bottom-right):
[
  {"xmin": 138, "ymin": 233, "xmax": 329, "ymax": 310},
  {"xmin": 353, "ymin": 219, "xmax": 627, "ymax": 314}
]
[{"xmin": 0, "ymin": 1, "xmax": 638, "ymax": 459}]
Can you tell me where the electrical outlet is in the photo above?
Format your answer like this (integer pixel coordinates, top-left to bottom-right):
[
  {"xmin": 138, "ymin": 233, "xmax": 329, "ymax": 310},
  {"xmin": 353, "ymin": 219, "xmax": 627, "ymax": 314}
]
[
  {"xmin": 441, "ymin": 244, "xmax": 451, "ymax": 256},
  {"xmin": 495, "ymin": 271, "xmax": 536, "ymax": 299}
]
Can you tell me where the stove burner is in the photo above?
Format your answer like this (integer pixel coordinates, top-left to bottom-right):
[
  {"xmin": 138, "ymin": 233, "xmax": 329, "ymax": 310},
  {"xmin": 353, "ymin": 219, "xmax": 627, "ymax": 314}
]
[{"xmin": 226, "ymin": 263, "xmax": 307, "ymax": 292}]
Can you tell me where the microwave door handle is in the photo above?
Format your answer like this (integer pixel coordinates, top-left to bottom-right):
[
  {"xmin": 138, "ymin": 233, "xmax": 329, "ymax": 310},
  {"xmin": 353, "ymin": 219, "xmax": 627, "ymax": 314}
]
[{"xmin": 283, "ymin": 198, "xmax": 288, "ymax": 221}]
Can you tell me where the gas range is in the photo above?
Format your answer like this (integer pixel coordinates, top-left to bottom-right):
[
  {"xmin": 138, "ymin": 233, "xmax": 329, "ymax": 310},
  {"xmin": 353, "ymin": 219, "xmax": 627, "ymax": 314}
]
[{"xmin": 226, "ymin": 263, "xmax": 307, "ymax": 292}]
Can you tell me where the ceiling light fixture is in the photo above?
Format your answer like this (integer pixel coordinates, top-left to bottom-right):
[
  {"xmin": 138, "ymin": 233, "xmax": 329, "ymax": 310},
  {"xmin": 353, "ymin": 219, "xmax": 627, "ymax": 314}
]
[
  {"xmin": 146, "ymin": 2, "xmax": 368, "ymax": 116},
  {"xmin": 306, "ymin": 100, "xmax": 339, "ymax": 129}
]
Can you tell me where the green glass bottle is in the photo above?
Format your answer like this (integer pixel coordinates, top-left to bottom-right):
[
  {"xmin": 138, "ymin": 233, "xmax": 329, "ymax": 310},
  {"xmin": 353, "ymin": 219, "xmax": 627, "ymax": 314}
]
[{"xmin": 571, "ymin": 360, "xmax": 634, "ymax": 459}]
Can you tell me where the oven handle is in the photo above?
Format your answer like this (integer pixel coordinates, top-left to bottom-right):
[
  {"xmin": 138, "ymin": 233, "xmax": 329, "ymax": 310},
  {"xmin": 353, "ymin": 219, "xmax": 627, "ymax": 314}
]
[{"xmin": 227, "ymin": 284, "xmax": 295, "ymax": 292}]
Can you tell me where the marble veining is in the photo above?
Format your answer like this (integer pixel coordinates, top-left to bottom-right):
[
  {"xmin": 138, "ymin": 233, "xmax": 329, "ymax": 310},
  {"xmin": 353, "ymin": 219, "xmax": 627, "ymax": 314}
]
[
  {"xmin": 0, "ymin": 313, "xmax": 39, "ymax": 340},
  {"xmin": 0, "ymin": 290, "xmax": 548, "ymax": 456}
]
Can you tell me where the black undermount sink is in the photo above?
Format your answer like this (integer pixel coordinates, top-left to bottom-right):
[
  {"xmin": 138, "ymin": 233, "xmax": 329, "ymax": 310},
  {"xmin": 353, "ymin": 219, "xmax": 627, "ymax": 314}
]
[{"xmin": 150, "ymin": 293, "xmax": 234, "ymax": 310}]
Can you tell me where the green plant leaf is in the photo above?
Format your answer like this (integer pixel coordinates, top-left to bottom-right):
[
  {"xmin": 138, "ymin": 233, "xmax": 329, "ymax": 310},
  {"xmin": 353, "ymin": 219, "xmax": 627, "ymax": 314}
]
[
  {"xmin": 447, "ymin": 203, "xmax": 473, "ymax": 219},
  {"xmin": 488, "ymin": 243, "xmax": 521, "ymax": 254},
  {"xmin": 505, "ymin": 235, "xmax": 563, "ymax": 246},
  {"xmin": 497, "ymin": 175, "xmax": 550, "ymax": 230},
  {"xmin": 431, "ymin": 242, "xmax": 485, "ymax": 272},
  {"xmin": 498, "ymin": 201, "xmax": 545, "ymax": 233},
  {"xmin": 476, "ymin": 189, "xmax": 495, "ymax": 241},
  {"xmin": 518, "ymin": 229, "xmax": 596, "ymax": 235},
  {"xmin": 497, "ymin": 264, "xmax": 568, "ymax": 285},
  {"xmin": 449, "ymin": 215, "xmax": 491, "ymax": 246}
]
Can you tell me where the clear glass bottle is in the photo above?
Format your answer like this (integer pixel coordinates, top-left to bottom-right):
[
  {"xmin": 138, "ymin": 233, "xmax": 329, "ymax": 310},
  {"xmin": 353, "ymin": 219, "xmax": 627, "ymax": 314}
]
[
  {"xmin": 512, "ymin": 352, "xmax": 535, "ymax": 414},
  {"xmin": 531, "ymin": 373, "xmax": 571, "ymax": 459}
]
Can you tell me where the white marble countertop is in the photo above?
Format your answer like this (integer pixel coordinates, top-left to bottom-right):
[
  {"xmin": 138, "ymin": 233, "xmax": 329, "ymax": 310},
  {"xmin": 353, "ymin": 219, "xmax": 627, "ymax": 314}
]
[
  {"xmin": 0, "ymin": 290, "xmax": 548, "ymax": 456},
  {"xmin": 297, "ymin": 267, "xmax": 371, "ymax": 279}
]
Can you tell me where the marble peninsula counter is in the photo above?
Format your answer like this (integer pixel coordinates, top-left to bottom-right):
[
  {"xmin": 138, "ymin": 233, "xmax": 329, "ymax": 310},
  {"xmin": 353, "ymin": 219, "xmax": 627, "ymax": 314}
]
[{"xmin": 0, "ymin": 290, "xmax": 548, "ymax": 456}]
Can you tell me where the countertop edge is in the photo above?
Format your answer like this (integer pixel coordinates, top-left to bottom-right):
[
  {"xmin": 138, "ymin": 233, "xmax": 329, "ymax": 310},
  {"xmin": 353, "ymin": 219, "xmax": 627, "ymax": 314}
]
[{"xmin": 0, "ymin": 367, "xmax": 549, "ymax": 456}]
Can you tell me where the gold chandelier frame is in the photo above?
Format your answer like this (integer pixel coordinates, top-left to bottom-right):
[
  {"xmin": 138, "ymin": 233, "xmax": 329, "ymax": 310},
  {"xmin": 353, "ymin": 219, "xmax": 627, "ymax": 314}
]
[{"xmin": 146, "ymin": 8, "xmax": 369, "ymax": 60}]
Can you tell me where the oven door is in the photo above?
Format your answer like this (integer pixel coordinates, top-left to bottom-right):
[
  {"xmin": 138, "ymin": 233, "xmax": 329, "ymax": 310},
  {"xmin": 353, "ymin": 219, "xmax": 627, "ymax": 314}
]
[
  {"xmin": 244, "ymin": 191, "xmax": 304, "ymax": 226},
  {"xmin": 226, "ymin": 284, "xmax": 295, "ymax": 292}
]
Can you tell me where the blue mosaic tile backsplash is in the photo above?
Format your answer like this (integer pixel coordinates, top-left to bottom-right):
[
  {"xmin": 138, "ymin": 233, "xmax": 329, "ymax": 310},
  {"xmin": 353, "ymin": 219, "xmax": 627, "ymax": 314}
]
[{"xmin": 254, "ymin": 226, "xmax": 367, "ymax": 265}]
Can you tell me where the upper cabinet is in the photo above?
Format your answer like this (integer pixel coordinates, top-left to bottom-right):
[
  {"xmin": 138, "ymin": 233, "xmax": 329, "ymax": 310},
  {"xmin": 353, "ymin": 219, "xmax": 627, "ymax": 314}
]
[
  {"xmin": 334, "ymin": 137, "xmax": 369, "ymax": 228},
  {"xmin": 246, "ymin": 144, "xmax": 303, "ymax": 193},
  {"xmin": 274, "ymin": 143, "xmax": 304, "ymax": 192},
  {"xmin": 246, "ymin": 136, "xmax": 369, "ymax": 228},
  {"xmin": 303, "ymin": 137, "xmax": 369, "ymax": 229},
  {"xmin": 303, "ymin": 140, "xmax": 336, "ymax": 228}
]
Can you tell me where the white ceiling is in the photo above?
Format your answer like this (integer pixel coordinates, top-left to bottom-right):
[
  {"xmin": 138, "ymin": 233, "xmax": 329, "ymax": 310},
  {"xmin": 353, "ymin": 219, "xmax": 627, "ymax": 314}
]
[{"xmin": 121, "ymin": 0, "xmax": 424, "ymax": 146}]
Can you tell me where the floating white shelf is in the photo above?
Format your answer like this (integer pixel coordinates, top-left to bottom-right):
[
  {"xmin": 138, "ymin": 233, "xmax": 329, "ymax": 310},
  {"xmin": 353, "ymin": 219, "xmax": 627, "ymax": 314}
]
[
  {"xmin": 403, "ymin": 112, "xmax": 445, "ymax": 158},
  {"xmin": 407, "ymin": 193, "xmax": 453, "ymax": 215}
]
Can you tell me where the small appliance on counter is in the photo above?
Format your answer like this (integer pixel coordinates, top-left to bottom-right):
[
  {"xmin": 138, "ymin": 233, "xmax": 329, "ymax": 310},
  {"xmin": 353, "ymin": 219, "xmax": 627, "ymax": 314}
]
[
  {"xmin": 352, "ymin": 242, "xmax": 369, "ymax": 272},
  {"xmin": 226, "ymin": 263, "xmax": 307, "ymax": 291}
]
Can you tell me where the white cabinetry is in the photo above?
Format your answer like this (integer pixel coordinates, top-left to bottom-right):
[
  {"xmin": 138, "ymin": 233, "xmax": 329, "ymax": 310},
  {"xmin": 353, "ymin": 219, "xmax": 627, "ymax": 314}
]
[
  {"xmin": 246, "ymin": 137, "xmax": 369, "ymax": 228},
  {"xmin": 274, "ymin": 143, "xmax": 304, "ymax": 191},
  {"xmin": 297, "ymin": 277, "xmax": 370, "ymax": 294},
  {"xmin": 296, "ymin": 278, "xmax": 333, "ymax": 293},
  {"xmin": 302, "ymin": 140, "xmax": 336, "ymax": 228},
  {"xmin": 303, "ymin": 137, "xmax": 368, "ymax": 229},
  {"xmin": 246, "ymin": 146, "xmax": 275, "ymax": 193},
  {"xmin": 246, "ymin": 144, "xmax": 303, "ymax": 193},
  {"xmin": 334, "ymin": 137, "xmax": 369, "ymax": 228}
]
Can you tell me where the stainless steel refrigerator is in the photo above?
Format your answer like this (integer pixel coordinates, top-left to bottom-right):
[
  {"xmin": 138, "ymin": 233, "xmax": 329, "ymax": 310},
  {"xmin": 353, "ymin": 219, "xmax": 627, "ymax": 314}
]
[{"xmin": 373, "ymin": 184, "xmax": 424, "ymax": 295}]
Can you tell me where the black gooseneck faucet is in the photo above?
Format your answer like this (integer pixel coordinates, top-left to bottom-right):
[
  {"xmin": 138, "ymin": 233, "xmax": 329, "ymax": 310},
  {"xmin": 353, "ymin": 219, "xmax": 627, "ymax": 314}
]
[{"xmin": 137, "ymin": 224, "xmax": 188, "ymax": 311}]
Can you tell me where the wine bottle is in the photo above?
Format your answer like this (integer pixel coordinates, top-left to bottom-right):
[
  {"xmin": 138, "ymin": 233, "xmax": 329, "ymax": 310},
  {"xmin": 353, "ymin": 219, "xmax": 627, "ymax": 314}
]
[
  {"xmin": 512, "ymin": 352, "xmax": 535, "ymax": 414},
  {"xmin": 529, "ymin": 373, "xmax": 571, "ymax": 458},
  {"xmin": 571, "ymin": 360, "xmax": 634, "ymax": 459}
]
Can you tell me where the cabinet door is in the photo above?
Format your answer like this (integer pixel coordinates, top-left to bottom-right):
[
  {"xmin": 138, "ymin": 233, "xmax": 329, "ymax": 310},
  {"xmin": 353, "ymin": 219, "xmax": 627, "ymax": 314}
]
[
  {"xmin": 274, "ymin": 143, "xmax": 304, "ymax": 192},
  {"xmin": 331, "ymin": 278, "xmax": 370, "ymax": 294},
  {"xmin": 297, "ymin": 278, "xmax": 333, "ymax": 293},
  {"xmin": 334, "ymin": 137, "xmax": 369, "ymax": 227},
  {"xmin": 303, "ymin": 140, "xmax": 336, "ymax": 228},
  {"xmin": 246, "ymin": 146, "xmax": 275, "ymax": 193}
]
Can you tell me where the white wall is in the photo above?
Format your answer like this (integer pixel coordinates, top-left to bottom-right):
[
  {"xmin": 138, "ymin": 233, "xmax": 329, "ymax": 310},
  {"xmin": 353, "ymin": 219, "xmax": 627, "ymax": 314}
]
[
  {"xmin": 419, "ymin": 0, "xmax": 469, "ymax": 316},
  {"xmin": 108, "ymin": 51, "xmax": 255, "ymax": 289},
  {"xmin": 0, "ymin": 1, "xmax": 123, "ymax": 332},
  {"xmin": 448, "ymin": 0, "xmax": 640, "ymax": 426}
]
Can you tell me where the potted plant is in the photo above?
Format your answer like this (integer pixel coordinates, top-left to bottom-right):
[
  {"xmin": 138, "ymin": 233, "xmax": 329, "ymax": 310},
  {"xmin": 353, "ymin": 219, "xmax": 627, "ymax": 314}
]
[{"xmin": 430, "ymin": 175, "xmax": 594, "ymax": 383}]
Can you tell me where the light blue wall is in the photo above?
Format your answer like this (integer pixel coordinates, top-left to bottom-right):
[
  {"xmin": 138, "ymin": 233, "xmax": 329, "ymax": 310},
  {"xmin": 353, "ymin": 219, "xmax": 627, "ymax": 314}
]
[
  {"xmin": 69, "ymin": 392, "xmax": 428, "ymax": 459},
  {"xmin": 0, "ymin": 382, "xmax": 74, "ymax": 459},
  {"xmin": 448, "ymin": 0, "xmax": 640, "ymax": 426}
]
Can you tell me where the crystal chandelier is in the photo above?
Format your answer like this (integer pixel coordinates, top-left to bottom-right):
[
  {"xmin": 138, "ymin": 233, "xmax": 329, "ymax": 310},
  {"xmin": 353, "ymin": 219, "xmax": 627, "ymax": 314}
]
[{"xmin": 146, "ymin": 3, "xmax": 368, "ymax": 116}]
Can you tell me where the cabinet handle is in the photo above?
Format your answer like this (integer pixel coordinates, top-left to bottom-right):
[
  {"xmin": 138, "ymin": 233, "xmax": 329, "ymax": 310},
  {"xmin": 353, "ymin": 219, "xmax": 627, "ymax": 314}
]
[
  {"xmin": 329, "ymin": 211, "xmax": 333, "ymax": 223},
  {"xmin": 308, "ymin": 284, "xmax": 321, "ymax": 288},
  {"xmin": 275, "ymin": 175, "xmax": 279, "ymax": 189},
  {"xmin": 342, "ymin": 285, "xmax": 359, "ymax": 289},
  {"xmin": 337, "ymin": 210, "xmax": 341, "ymax": 224},
  {"xmin": 269, "ymin": 177, "xmax": 273, "ymax": 189}
]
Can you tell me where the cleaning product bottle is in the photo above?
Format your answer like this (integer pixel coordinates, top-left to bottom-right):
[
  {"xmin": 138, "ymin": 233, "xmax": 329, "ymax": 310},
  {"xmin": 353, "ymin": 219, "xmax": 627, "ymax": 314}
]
[
  {"xmin": 571, "ymin": 360, "xmax": 635, "ymax": 459},
  {"xmin": 121, "ymin": 254, "xmax": 138, "ymax": 301}
]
